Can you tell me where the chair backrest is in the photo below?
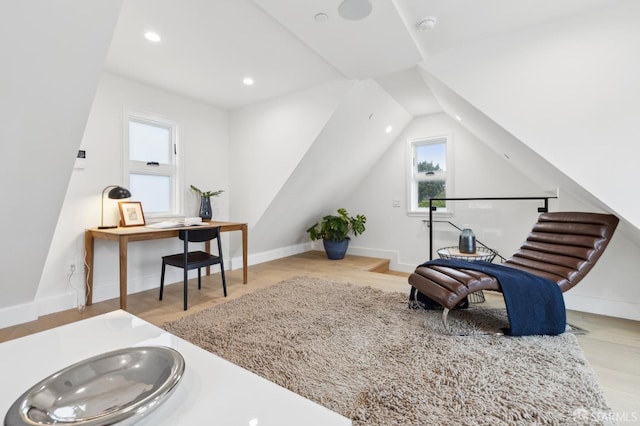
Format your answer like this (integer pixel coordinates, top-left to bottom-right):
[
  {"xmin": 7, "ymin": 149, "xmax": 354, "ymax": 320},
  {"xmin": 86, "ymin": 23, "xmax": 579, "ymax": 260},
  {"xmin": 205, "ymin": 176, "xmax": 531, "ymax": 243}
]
[
  {"xmin": 505, "ymin": 212, "xmax": 619, "ymax": 292},
  {"xmin": 178, "ymin": 227, "xmax": 220, "ymax": 243}
]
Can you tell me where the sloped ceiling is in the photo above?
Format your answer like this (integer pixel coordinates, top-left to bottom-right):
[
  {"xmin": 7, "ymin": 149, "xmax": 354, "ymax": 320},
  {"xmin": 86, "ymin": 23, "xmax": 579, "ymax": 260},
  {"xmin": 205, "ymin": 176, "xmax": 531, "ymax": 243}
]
[
  {"xmin": 374, "ymin": 67, "xmax": 442, "ymax": 117},
  {"xmin": 102, "ymin": 0, "xmax": 640, "ymax": 238},
  {"xmin": 397, "ymin": 0, "xmax": 611, "ymax": 56},
  {"xmin": 3, "ymin": 0, "xmax": 637, "ymax": 329},
  {"xmin": 0, "ymin": 1, "xmax": 123, "ymax": 315},
  {"xmin": 253, "ymin": 0, "xmax": 422, "ymax": 79},
  {"xmin": 105, "ymin": 0, "xmax": 613, "ymax": 111},
  {"xmin": 420, "ymin": 0, "xmax": 640, "ymax": 232},
  {"xmin": 105, "ymin": 0, "xmax": 343, "ymax": 110},
  {"xmin": 247, "ymin": 80, "xmax": 413, "ymax": 255}
]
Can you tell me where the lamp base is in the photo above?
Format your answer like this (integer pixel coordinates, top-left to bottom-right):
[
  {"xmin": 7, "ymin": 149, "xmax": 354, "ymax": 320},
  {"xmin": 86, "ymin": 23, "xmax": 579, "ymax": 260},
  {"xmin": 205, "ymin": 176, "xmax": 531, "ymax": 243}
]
[{"xmin": 98, "ymin": 225, "xmax": 118, "ymax": 229}]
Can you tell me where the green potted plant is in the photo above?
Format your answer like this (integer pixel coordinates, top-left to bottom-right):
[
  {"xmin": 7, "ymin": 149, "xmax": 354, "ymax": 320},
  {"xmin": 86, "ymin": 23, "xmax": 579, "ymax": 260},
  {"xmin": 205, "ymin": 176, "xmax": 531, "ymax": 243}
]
[
  {"xmin": 190, "ymin": 185, "xmax": 224, "ymax": 220},
  {"xmin": 306, "ymin": 208, "xmax": 366, "ymax": 259}
]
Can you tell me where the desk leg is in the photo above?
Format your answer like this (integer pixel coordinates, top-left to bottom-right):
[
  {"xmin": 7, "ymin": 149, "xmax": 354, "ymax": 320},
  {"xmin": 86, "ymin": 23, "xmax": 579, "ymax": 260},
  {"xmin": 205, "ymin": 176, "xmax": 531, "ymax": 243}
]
[
  {"xmin": 242, "ymin": 224, "xmax": 248, "ymax": 284},
  {"xmin": 205, "ymin": 240, "xmax": 211, "ymax": 276},
  {"xmin": 119, "ymin": 236, "xmax": 129, "ymax": 310},
  {"xmin": 84, "ymin": 231, "xmax": 94, "ymax": 306}
]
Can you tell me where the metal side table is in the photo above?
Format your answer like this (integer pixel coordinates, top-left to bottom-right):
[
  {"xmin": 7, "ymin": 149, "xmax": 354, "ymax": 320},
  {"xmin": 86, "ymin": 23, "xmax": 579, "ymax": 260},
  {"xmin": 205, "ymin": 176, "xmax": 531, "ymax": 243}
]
[{"xmin": 436, "ymin": 246, "xmax": 497, "ymax": 303}]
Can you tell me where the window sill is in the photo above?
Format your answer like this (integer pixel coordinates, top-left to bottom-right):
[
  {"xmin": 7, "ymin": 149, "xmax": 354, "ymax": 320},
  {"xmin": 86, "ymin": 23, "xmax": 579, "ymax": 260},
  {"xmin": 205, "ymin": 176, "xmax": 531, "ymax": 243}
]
[
  {"xmin": 145, "ymin": 214, "xmax": 188, "ymax": 224},
  {"xmin": 407, "ymin": 210, "xmax": 453, "ymax": 219}
]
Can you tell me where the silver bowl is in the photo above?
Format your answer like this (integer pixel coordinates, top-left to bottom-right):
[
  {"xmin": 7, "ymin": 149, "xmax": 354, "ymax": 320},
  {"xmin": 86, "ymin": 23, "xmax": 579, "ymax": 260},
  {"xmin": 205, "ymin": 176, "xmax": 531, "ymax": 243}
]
[{"xmin": 5, "ymin": 346, "xmax": 185, "ymax": 425}]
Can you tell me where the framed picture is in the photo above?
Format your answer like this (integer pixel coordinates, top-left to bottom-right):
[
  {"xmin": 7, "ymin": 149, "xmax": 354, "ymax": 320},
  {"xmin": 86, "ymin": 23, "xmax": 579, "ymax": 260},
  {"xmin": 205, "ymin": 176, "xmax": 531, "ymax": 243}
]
[{"xmin": 118, "ymin": 201, "xmax": 146, "ymax": 227}]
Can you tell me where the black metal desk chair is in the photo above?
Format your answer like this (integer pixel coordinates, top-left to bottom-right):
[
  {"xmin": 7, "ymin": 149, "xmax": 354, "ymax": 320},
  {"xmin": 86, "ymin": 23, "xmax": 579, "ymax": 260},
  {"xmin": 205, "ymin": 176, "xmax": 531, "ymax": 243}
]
[{"xmin": 160, "ymin": 227, "xmax": 227, "ymax": 310}]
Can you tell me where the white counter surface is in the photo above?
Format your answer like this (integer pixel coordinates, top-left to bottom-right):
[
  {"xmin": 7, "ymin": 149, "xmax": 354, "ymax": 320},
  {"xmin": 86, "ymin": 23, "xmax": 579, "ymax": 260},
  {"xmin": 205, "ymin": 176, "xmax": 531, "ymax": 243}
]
[{"xmin": 0, "ymin": 310, "xmax": 351, "ymax": 425}]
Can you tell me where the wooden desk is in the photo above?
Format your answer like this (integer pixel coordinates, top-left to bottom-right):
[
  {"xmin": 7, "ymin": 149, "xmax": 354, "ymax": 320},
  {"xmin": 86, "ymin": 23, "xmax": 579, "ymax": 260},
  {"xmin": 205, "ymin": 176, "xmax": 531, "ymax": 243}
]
[{"xmin": 85, "ymin": 221, "xmax": 248, "ymax": 310}]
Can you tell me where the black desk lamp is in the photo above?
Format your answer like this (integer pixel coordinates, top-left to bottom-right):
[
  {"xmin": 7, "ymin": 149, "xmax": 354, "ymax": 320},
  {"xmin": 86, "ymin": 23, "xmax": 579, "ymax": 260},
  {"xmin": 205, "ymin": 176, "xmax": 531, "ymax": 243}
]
[{"xmin": 99, "ymin": 185, "xmax": 131, "ymax": 229}]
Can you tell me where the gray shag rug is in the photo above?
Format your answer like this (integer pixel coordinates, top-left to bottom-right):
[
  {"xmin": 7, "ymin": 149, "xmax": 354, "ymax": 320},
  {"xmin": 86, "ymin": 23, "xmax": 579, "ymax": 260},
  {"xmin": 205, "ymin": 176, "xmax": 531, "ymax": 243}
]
[{"xmin": 163, "ymin": 276, "xmax": 612, "ymax": 425}]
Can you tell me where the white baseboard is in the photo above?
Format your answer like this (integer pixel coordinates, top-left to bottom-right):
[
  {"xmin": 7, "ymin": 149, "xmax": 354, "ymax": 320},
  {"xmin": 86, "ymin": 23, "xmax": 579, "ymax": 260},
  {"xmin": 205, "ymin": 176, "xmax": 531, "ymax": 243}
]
[
  {"xmin": 35, "ymin": 293, "xmax": 80, "ymax": 317},
  {"xmin": 6, "ymin": 244, "xmax": 635, "ymax": 329},
  {"xmin": 341, "ymin": 247, "xmax": 640, "ymax": 321},
  {"xmin": 90, "ymin": 264, "xmax": 233, "ymax": 304},
  {"xmin": 346, "ymin": 245, "xmax": 416, "ymax": 273},
  {"xmin": 230, "ymin": 242, "xmax": 312, "ymax": 270},
  {"xmin": 2, "ymin": 244, "xmax": 343, "ymax": 327},
  {"xmin": 565, "ymin": 293, "xmax": 640, "ymax": 321},
  {"xmin": 0, "ymin": 302, "xmax": 39, "ymax": 329},
  {"xmin": 91, "ymin": 269, "xmax": 193, "ymax": 304},
  {"xmin": 2, "ymin": 291, "xmax": 106, "ymax": 329}
]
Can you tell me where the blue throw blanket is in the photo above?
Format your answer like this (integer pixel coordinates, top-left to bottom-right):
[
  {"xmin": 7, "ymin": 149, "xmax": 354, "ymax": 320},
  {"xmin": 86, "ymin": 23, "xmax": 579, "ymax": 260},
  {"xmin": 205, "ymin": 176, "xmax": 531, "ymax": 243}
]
[{"xmin": 421, "ymin": 259, "xmax": 566, "ymax": 336}]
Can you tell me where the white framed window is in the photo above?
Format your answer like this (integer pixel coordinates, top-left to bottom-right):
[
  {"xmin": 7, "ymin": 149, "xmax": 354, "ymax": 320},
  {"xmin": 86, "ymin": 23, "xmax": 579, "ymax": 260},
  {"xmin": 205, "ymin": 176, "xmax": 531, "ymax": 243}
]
[
  {"xmin": 407, "ymin": 135, "xmax": 453, "ymax": 215},
  {"xmin": 124, "ymin": 110, "xmax": 182, "ymax": 218}
]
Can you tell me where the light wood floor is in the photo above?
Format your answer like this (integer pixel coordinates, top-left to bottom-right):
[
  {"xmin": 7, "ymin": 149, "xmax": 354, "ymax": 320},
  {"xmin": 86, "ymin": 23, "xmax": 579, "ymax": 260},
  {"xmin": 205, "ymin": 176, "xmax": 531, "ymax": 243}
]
[{"xmin": 1, "ymin": 251, "xmax": 638, "ymax": 416}]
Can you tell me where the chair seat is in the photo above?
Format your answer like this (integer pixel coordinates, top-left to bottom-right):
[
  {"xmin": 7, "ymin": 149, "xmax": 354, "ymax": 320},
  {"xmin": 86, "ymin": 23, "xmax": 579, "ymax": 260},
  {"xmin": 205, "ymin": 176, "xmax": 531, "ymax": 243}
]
[
  {"xmin": 162, "ymin": 251, "xmax": 222, "ymax": 270},
  {"xmin": 160, "ymin": 227, "xmax": 227, "ymax": 310}
]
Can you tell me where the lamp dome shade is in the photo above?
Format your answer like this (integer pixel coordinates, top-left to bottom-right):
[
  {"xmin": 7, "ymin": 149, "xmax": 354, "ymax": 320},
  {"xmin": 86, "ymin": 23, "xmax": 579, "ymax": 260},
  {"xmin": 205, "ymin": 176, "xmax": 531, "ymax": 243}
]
[{"xmin": 107, "ymin": 186, "xmax": 131, "ymax": 199}]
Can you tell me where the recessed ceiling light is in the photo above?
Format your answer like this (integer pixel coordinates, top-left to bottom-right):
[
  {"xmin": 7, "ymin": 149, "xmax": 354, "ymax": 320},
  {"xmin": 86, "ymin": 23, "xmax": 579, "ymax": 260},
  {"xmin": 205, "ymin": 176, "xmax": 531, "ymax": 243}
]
[
  {"xmin": 416, "ymin": 16, "xmax": 437, "ymax": 32},
  {"xmin": 385, "ymin": 125, "xmax": 393, "ymax": 134},
  {"xmin": 314, "ymin": 13, "xmax": 329, "ymax": 23},
  {"xmin": 338, "ymin": 0, "xmax": 372, "ymax": 21},
  {"xmin": 144, "ymin": 31, "xmax": 161, "ymax": 42},
  {"xmin": 243, "ymin": 77, "xmax": 254, "ymax": 86}
]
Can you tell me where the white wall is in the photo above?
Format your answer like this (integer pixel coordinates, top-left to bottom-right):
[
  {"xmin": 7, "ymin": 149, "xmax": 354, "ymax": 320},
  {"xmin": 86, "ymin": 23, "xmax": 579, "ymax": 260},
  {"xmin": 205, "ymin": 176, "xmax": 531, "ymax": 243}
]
[
  {"xmin": 229, "ymin": 80, "xmax": 353, "ymax": 224},
  {"xmin": 424, "ymin": 0, "xmax": 640, "ymax": 229},
  {"xmin": 419, "ymin": 73, "xmax": 640, "ymax": 320},
  {"xmin": 555, "ymin": 190, "xmax": 640, "ymax": 320},
  {"xmin": 342, "ymin": 111, "xmax": 640, "ymax": 320},
  {"xmin": 342, "ymin": 112, "xmax": 548, "ymax": 271},
  {"xmin": 2, "ymin": 1, "xmax": 637, "ymax": 331},
  {"xmin": 246, "ymin": 79, "xmax": 413, "ymax": 262},
  {"xmin": 0, "ymin": 0, "xmax": 123, "ymax": 328},
  {"xmin": 228, "ymin": 79, "xmax": 354, "ymax": 261},
  {"xmin": 35, "ymin": 73, "xmax": 229, "ymax": 314},
  {"xmin": 413, "ymin": 1, "xmax": 640, "ymax": 320}
]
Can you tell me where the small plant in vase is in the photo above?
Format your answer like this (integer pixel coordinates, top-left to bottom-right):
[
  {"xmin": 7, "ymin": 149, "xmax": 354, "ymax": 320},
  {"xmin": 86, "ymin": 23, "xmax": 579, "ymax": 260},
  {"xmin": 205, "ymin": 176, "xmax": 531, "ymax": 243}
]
[
  {"xmin": 190, "ymin": 185, "xmax": 224, "ymax": 220},
  {"xmin": 306, "ymin": 208, "xmax": 366, "ymax": 260}
]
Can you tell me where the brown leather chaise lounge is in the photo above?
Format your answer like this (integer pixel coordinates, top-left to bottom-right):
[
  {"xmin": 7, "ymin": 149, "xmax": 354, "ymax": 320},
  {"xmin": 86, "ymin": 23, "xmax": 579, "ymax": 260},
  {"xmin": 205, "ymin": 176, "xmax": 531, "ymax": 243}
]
[{"xmin": 408, "ymin": 212, "xmax": 619, "ymax": 334}]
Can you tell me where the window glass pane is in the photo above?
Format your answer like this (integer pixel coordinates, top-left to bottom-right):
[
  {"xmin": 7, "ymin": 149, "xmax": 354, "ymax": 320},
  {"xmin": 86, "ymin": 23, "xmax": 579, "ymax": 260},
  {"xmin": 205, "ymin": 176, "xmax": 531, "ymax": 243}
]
[
  {"xmin": 130, "ymin": 174, "xmax": 171, "ymax": 213},
  {"xmin": 129, "ymin": 120, "xmax": 171, "ymax": 164},
  {"xmin": 415, "ymin": 140, "xmax": 446, "ymax": 173},
  {"xmin": 418, "ymin": 180, "xmax": 447, "ymax": 209}
]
